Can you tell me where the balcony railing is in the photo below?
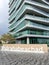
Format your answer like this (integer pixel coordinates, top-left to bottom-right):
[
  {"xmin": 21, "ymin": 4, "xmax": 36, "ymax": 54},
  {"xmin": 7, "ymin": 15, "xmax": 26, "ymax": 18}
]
[
  {"xmin": 9, "ymin": 0, "xmax": 23, "ymax": 20},
  {"xmin": 14, "ymin": 30, "xmax": 49, "ymax": 37}
]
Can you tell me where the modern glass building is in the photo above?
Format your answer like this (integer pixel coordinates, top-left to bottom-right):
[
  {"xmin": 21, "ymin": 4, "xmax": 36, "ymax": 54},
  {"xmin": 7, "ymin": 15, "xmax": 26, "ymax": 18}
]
[{"xmin": 9, "ymin": 0, "xmax": 49, "ymax": 44}]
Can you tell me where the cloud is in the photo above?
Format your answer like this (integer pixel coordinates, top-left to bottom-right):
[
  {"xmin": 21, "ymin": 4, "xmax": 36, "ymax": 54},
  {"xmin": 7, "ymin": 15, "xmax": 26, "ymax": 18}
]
[
  {"xmin": 0, "ymin": 0, "xmax": 9, "ymax": 35},
  {"xmin": 0, "ymin": 0, "xmax": 4, "ymax": 9}
]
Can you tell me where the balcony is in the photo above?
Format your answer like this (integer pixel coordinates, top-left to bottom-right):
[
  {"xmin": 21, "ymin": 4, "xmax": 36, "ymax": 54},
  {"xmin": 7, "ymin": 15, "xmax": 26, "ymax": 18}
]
[
  {"xmin": 9, "ymin": 0, "xmax": 23, "ymax": 20},
  {"xmin": 9, "ymin": 16, "xmax": 25, "ymax": 30},
  {"xmin": 42, "ymin": 0, "xmax": 49, "ymax": 5},
  {"xmin": 9, "ymin": 0, "xmax": 49, "ymax": 24},
  {"xmin": 9, "ymin": 1, "xmax": 16, "ymax": 14},
  {"xmin": 25, "ymin": 15, "xmax": 49, "ymax": 24},
  {"xmin": 9, "ymin": 14, "xmax": 49, "ymax": 32},
  {"xmin": 11, "ymin": 20, "xmax": 49, "ymax": 35},
  {"xmin": 14, "ymin": 30, "xmax": 49, "ymax": 37},
  {"xmin": 12, "ymin": 3, "xmax": 49, "ymax": 23},
  {"xmin": 9, "ymin": 0, "xmax": 22, "ymax": 16},
  {"xmin": 27, "ymin": 0, "xmax": 49, "ymax": 9},
  {"xmin": 9, "ymin": 0, "xmax": 13, "ymax": 5},
  {"xmin": 16, "ymin": 34, "xmax": 49, "ymax": 39}
]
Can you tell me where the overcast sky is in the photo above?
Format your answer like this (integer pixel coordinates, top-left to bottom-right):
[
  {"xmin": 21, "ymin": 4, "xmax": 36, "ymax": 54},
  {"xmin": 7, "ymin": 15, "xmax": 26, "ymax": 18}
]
[{"xmin": 0, "ymin": 0, "xmax": 9, "ymax": 35}]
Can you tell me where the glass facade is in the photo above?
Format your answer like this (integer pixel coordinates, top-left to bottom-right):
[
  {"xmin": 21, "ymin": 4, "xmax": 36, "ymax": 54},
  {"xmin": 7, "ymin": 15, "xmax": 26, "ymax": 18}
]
[
  {"xmin": 9, "ymin": 0, "xmax": 49, "ymax": 44},
  {"xmin": 16, "ymin": 37, "xmax": 49, "ymax": 44},
  {"xmin": 14, "ymin": 30, "xmax": 49, "ymax": 37},
  {"xmin": 29, "ymin": 37, "xmax": 49, "ymax": 44}
]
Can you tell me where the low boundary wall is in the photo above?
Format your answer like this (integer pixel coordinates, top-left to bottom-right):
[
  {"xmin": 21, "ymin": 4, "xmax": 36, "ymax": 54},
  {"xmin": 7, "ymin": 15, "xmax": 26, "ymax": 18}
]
[{"xmin": 1, "ymin": 44, "xmax": 48, "ymax": 53}]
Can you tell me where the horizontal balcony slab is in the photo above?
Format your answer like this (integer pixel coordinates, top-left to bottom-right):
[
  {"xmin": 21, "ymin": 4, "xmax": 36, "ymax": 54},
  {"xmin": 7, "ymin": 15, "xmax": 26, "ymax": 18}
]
[
  {"xmin": 42, "ymin": 0, "xmax": 49, "ymax": 5},
  {"xmin": 9, "ymin": 0, "xmax": 49, "ymax": 23},
  {"xmin": 9, "ymin": 14, "xmax": 49, "ymax": 31},
  {"xmin": 8, "ymin": 0, "xmax": 49, "ymax": 24},
  {"xmin": 16, "ymin": 34, "xmax": 49, "ymax": 39},
  {"xmin": 12, "ymin": 24, "xmax": 49, "ymax": 35},
  {"xmin": 26, "ymin": 0, "xmax": 49, "ymax": 9}
]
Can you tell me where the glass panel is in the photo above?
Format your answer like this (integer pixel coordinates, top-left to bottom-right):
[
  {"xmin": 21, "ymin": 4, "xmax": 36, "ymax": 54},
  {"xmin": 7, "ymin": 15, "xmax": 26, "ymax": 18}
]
[
  {"xmin": 14, "ymin": 29, "xmax": 49, "ymax": 37},
  {"xmin": 29, "ymin": 37, "xmax": 49, "ymax": 44}
]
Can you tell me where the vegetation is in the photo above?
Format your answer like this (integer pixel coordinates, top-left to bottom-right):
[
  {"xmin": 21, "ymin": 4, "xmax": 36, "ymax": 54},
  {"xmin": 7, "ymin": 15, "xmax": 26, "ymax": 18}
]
[
  {"xmin": 0, "ymin": 38, "xmax": 2, "ymax": 46},
  {"xmin": 0, "ymin": 33, "xmax": 16, "ymax": 44}
]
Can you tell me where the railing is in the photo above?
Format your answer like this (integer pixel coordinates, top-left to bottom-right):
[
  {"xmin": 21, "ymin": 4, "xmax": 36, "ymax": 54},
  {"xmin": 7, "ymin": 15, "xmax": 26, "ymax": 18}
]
[
  {"xmin": 14, "ymin": 20, "xmax": 26, "ymax": 32},
  {"xmin": 9, "ymin": 0, "xmax": 22, "ymax": 19},
  {"xmin": 9, "ymin": 0, "xmax": 13, "ymax": 5},
  {"xmin": 29, "ymin": 21, "xmax": 49, "ymax": 29},
  {"xmin": 9, "ymin": 16, "xmax": 25, "ymax": 30},
  {"xmin": 9, "ymin": 14, "xmax": 49, "ymax": 31},
  {"xmin": 12, "ymin": 4, "xmax": 49, "ymax": 24},
  {"xmin": 9, "ymin": 1, "xmax": 26, "ymax": 22},
  {"xmin": 26, "ymin": 15, "xmax": 49, "ymax": 22},
  {"xmin": 27, "ymin": 0, "xmax": 49, "ymax": 9},
  {"xmin": 15, "ymin": 30, "xmax": 49, "ymax": 37},
  {"xmin": 9, "ymin": 0, "xmax": 17, "ymax": 13},
  {"xmin": 9, "ymin": 0, "xmax": 49, "ymax": 23}
]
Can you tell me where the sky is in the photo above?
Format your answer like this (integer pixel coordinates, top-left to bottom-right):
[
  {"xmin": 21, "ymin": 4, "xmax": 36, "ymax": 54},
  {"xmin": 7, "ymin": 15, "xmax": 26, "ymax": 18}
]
[{"xmin": 0, "ymin": 0, "xmax": 9, "ymax": 35}]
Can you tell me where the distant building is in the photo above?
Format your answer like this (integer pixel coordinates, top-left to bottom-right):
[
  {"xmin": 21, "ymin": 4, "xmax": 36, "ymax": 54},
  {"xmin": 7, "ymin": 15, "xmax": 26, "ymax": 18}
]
[{"xmin": 9, "ymin": 0, "xmax": 49, "ymax": 44}]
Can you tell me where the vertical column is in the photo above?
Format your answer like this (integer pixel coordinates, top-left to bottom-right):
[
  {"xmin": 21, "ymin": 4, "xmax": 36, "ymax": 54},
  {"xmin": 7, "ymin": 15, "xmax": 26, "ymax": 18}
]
[{"xmin": 27, "ymin": 37, "xmax": 29, "ymax": 44}]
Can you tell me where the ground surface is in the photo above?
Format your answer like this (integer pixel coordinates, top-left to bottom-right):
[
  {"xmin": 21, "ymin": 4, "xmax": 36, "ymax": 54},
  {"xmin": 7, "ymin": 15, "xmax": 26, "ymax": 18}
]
[{"xmin": 0, "ymin": 51, "xmax": 49, "ymax": 65}]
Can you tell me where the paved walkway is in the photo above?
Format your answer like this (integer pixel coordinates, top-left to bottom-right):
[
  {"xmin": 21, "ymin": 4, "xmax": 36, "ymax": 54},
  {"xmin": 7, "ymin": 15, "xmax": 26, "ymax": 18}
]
[{"xmin": 0, "ymin": 51, "xmax": 49, "ymax": 65}]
